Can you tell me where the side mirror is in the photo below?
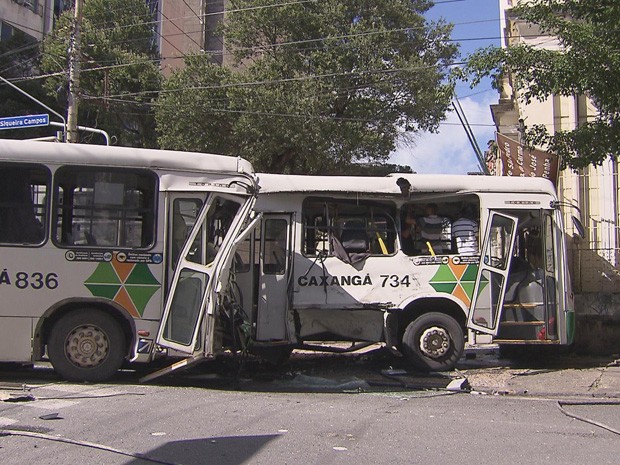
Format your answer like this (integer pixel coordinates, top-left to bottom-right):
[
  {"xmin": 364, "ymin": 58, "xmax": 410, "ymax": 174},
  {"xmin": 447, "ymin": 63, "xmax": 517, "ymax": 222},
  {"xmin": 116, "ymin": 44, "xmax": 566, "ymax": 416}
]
[{"xmin": 572, "ymin": 216, "xmax": 585, "ymax": 240}]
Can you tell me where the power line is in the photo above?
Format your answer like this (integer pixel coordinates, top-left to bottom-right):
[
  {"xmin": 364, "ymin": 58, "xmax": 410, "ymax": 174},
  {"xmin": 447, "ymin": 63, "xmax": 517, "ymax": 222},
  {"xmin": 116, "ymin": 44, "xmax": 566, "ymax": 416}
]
[
  {"xmin": 7, "ymin": 49, "xmax": 465, "ymax": 89},
  {"xmin": 0, "ymin": 51, "xmax": 43, "ymax": 77},
  {"xmin": 1, "ymin": 18, "xmax": 52, "ymax": 37},
  {"xmin": 5, "ymin": 0, "xmax": 571, "ymax": 59},
  {"xmin": 0, "ymin": 41, "xmax": 40, "ymax": 60},
  {"xmin": 6, "ymin": 8, "xmax": 540, "ymax": 70},
  {"xmin": 84, "ymin": 95, "xmax": 497, "ymax": 128},
  {"xmin": 181, "ymin": 0, "xmax": 203, "ymax": 22},
  {"xmin": 77, "ymin": 0, "xmax": 320, "ymax": 34},
  {"xmin": 157, "ymin": 7, "xmax": 203, "ymax": 53},
  {"xmin": 70, "ymin": 20, "xmax": 489, "ymax": 59},
  {"xmin": 103, "ymin": 60, "xmax": 460, "ymax": 100}
]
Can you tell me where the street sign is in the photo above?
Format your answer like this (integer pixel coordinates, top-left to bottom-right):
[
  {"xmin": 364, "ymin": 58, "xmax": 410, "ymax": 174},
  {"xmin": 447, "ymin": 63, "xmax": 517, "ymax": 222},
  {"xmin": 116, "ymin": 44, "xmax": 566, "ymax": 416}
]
[{"xmin": 0, "ymin": 114, "xmax": 50, "ymax": 131}]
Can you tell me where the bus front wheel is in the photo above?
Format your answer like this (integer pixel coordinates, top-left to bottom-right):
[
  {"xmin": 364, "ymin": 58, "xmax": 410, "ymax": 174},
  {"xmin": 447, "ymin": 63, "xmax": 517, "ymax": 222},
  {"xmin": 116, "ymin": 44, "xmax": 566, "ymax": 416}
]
[
  {"xmin": 402, "ymin": 312, "xmax": 464, "ymax": 372},
  {"xmin": 48, "ymin": 309, "xmax": 126, "ymax": 382}
]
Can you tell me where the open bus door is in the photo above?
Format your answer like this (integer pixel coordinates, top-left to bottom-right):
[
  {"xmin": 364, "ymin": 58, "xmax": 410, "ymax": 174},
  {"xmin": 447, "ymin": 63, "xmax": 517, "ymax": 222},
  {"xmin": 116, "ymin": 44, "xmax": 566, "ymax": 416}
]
[
  {"xmin": 467, "ymin": 211, "xmax": 519, "ymax": 335},
  {"xmin": 471, "ymin": 209, "xmax": 561, "ymax": 344},
  {"xmin": 141, "ymin": 194, "xmax": 255, "ymax": 382},
  {"xmin": 541, "ymin": 211, "xmax": 559, "ymax": 340},
  {"xmin": 255, "ymin": 213, "xmax": 293, "ymax": 342}
]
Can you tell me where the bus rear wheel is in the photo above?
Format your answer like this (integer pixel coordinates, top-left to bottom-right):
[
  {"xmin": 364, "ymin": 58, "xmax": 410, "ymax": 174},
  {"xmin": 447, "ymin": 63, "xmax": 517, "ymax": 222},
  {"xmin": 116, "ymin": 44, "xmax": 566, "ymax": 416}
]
[
  {"xmin": 402, "ymin": 312, "xmax": 464, "ymax": 372},
  {"xmin": 48, "ymin": 309, "xmax": 126, "ymax": 382}
]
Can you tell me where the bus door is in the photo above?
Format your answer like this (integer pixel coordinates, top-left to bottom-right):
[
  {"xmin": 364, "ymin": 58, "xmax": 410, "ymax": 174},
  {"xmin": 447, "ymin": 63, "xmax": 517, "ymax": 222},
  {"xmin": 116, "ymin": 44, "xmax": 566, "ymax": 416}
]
[
  {"xmin": 491, "ymin": 209, "xmax": 559, "ymax": 342},
  {"xmin": 500, "ymin": 209, "xmax": 558, "ymax": 342},
  {"xmin": 255, "ymin": 214, "xmax": 293, "ymax": 341},
  {"xmin": 155, "ymin": 194, "xmax": 254, "ymax": 357},
  {"xmin": 541, "ymin": 211, "xmax": 559, "ymax": 340},
  {"xmin": 166, "ymin": 194, "xmax": 207, "ymax": 291},
  {"xmin": 467, "ymin": 211, "xmax": 518, "ymax": 335}
]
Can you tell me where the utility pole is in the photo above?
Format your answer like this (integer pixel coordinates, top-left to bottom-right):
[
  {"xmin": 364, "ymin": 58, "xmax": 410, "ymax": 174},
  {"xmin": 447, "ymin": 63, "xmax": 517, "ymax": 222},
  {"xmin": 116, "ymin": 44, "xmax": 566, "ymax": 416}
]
[{"xmin": 67, "ymin": 0, "xmax": 83, "ymax": 143}]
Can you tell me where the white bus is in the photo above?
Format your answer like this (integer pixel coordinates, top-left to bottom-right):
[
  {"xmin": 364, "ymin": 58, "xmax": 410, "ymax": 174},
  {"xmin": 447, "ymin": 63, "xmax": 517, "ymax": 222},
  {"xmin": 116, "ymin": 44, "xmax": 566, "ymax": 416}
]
[
  {"xmin": 154, "ymin": 172, "xmax": 581, "ymax": 373},
  {"xmin": 0, "ymin": 139, "xmax": 257, "ymax": 381}
]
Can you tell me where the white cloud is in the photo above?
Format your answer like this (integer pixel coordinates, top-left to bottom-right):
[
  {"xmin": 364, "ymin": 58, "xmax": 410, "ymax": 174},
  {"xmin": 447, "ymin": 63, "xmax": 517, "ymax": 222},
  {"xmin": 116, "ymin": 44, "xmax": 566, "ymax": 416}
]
[{"xmin": 390, "ymin": 93, "xmax": 497, "ymax": 174}]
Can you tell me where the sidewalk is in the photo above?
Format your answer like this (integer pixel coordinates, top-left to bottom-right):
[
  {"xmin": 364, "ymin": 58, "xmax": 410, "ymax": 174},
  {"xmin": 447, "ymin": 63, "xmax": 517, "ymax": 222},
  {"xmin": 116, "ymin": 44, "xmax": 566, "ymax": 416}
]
[{"xmin": 460, "ymin": 354, "xmax": 620, "ymax": 398}]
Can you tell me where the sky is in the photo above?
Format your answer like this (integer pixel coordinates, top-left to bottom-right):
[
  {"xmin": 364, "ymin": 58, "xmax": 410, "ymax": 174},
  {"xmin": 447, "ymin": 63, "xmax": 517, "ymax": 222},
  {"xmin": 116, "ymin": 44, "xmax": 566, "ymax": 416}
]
[{"xmin": 389, "ymin": 0, "xmax": 501, "ymax": 174}]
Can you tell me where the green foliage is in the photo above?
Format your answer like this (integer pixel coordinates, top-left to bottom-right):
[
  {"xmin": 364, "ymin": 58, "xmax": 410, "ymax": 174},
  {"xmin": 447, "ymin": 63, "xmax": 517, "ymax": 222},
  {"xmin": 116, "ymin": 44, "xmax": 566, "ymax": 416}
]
[
  {"xmin": 40, "ymin": 0, "xmax": 161, "ymax": 146},
  {"xmin": 461, "ymin": 0, "xmax": 620, "ymax": 169},
  {"xmin": 157, "ymin": 0, "xmax": 457, "ymax": 174},
  {"xmin": 0, "ymin": 30, "xmax": 54, "ymax": 140},
  {"xmin": 343, "ymin": 163, "xmax": 414, "ymax": 176}
]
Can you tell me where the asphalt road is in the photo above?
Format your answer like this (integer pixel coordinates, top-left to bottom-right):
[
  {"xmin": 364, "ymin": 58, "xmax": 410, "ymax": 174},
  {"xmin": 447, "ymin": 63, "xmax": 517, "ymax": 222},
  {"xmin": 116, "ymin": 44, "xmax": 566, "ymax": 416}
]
[{"xmin": 1, "ymin": 350, "xmax": 619, "ymax": 465}]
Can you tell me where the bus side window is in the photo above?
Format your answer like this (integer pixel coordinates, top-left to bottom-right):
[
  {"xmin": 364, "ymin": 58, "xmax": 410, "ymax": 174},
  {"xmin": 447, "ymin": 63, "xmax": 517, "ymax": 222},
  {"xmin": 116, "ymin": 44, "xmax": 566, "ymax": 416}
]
[
  {"xmin": 0, "ymin": 164, "xmax": 48, "ymax": 245},
  {"xmin": 53, "ymin": 167, "xmax": 157, "ymax": 248},
  {"xmin": 401, "ymin": 203, "xmax": 452, "ymax": 256},
  {"xmin": 401, "ymin": 200, "xmax": 480, "ymax": 256},
  {"xmin": 302, "ymin": 198, "xmax": 396, "ymax": 258}
]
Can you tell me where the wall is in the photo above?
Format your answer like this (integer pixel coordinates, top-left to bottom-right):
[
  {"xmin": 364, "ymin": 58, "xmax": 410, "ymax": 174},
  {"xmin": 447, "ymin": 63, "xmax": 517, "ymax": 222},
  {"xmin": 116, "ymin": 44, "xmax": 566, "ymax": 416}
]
[
  {"xmin": 159, "ymin": 0, "xmax": 206, "ymax": 75},
  {"xmin": 0, "ymin": 0, "xmax": 54, "ymax": 41}
]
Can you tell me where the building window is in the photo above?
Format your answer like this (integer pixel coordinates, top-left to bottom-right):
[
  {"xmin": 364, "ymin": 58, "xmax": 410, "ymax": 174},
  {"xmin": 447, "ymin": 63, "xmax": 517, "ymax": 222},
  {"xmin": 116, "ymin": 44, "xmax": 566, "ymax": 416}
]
[
  {"xmin": 0, "ymin": 21, "xmax": 15, "ymax": 42},
  {"xmin": 11, "ymin": 1, "xmax": 39, "ymax": 14}
]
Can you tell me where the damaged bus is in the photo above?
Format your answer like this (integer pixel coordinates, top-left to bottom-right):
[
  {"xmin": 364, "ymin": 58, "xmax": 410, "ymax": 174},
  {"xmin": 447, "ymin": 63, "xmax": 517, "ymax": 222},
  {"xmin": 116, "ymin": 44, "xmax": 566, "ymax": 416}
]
[
  {"xmin": 0, "ymin": 139, "xmax": 257, "ymax": 381},
  {"xmin": 154, "ymin": 172, "xmax": 580, "ymax": 373}
]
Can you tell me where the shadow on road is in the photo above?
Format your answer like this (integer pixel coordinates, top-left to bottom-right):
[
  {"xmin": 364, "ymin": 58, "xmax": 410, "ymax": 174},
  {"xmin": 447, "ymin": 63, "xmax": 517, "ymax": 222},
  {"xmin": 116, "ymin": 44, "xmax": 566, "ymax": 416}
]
[{"xmin": 124, "ymin": 434, "xmax": 279, "ymax": 465}]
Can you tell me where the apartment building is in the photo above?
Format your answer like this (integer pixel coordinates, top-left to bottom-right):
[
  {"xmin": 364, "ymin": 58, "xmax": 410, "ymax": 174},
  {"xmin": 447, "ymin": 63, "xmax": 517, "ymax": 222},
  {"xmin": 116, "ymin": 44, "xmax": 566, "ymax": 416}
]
[
  {"xmin": 157, "ymin": 0, "xmax": 226, "ymax": 74},
  {"xmin": 0, "ymin": 0, "xmax": 58, "ymax": 42}
]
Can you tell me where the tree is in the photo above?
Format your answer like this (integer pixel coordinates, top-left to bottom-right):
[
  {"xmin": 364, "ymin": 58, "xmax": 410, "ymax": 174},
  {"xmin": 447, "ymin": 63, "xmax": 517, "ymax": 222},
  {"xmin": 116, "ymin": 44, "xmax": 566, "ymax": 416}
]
[
  {"xmin": 462, "ymin": 0, "xmax": 620, "ymax": 169},
  {"xmin": 157, "ymin": 0, "xmax": 457, "ymax": 174},
  {"xmin": 40, "ymin": 0, "xmax": 161, "ymax": 146},
  {"xmin": 0, "ymin": 30, "xmax": 55, "ymax": 140}
]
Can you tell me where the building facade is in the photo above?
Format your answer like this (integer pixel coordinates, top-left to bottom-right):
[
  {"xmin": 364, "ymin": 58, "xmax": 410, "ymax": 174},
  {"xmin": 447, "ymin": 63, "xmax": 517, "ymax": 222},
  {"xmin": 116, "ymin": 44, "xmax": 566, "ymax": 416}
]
[
  {"xmin": 0, "ymin": 1, "xmax": 228, "ymax": 75},
  {"xmin": 0, "ymin": 0, "xmax": 57, "ymax": 42},
  {"xmin": 157, "ymin": 0, "xmax": 226, "ymax": 75},
  {"xmin": 492, "ymin": 0, "xmax": 620, "ymax": 352}
]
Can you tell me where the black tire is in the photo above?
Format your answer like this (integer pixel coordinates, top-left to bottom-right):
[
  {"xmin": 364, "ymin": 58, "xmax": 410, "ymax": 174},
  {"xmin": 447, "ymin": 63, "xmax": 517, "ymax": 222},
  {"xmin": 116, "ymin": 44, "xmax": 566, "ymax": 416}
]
[
  {"xmin": 402, "ymin": 312, "xmax": 464, "ymax": 372},
  {"xmin": 48, "ymin": 309, "xmax": 126, "ymax": 382}
]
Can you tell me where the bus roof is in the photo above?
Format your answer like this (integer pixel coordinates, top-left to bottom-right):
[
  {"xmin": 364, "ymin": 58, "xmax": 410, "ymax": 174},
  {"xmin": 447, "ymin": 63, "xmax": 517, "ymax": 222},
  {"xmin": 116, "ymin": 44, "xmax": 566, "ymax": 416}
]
[
  {"xmin": 0, "ymin": 139, "xmax": 254, "ymax": 175},
  {"xmin": 257, "ymin": 172, "xmax": 557, "ymax": 196}
]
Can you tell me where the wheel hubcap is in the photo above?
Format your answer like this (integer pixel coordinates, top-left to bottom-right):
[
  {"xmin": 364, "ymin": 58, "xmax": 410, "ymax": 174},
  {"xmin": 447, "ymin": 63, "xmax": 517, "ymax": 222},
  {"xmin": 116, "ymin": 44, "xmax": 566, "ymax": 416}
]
[
  {"xmin": 419, "ymin": 326, "xmax": 450, "ymax": 359},
  {"xmin": 65, "ymin": 325, "xmax": 109, "ymax": 368}
]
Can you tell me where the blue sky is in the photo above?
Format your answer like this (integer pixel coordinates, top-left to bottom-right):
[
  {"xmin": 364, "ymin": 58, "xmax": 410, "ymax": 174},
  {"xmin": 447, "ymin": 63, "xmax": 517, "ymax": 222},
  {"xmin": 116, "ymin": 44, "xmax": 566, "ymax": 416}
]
[{"xmin": 390, "ymin": 0, "xmax": 501, "ymax": 174}]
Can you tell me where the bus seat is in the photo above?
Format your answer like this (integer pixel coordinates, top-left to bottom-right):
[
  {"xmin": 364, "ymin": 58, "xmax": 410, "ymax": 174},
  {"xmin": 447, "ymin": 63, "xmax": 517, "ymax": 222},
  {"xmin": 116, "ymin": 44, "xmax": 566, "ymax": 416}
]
[
  {"xmin": 340, "ymin": 221, "xmax": 368, "ymax": 253},
  {"xmin": 505, "ymin": 268, "xmax": 544, "ymax": 304}
]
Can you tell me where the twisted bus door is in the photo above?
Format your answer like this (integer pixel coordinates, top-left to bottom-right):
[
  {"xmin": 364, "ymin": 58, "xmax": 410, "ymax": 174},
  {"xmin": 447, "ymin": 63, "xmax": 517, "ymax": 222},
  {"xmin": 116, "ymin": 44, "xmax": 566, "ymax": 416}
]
[
  {"xmin": 467, "ymin": 211, "xmax": 518, "ymax": 335},
  {"xmin": 156, "ymin": 194, "xmax": 254, "ymax": 355}
]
